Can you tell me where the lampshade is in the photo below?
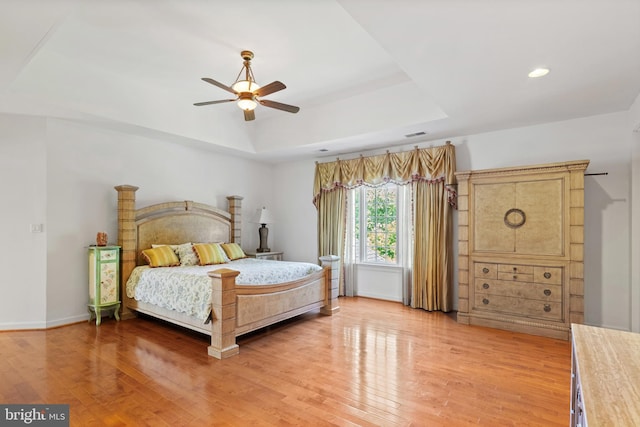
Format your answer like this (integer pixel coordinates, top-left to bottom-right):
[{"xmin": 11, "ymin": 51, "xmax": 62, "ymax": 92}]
[
  {"xmin": 237, "ymin": 99, "xmax": 257, "ymax": 110},
  {"xmin": 255, "ymin": 207, "xmax": 274, "ymax": 225},
  {"xmin": 232, "ymin": 79, "xmax": 260, "ymax": 93},
  {"xmin": 237, "ymin": 92, "xmax": 258, "ymax": 111}
]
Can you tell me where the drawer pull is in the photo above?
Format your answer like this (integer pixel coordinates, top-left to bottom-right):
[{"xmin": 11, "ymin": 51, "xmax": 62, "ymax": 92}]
[
  {"xmin": 483, "ymin": 283, "xmax": 489, "ymax": 289},
  {"xmin": 544, "ymin": 304, "xmax": 551, "ymax": 312},
  {"xmin": 544, "ymin": 289, "xmax": 551, "ymax": 296},
  {"xmin": 513, "ymin": 267, "xmax": 517, "ymax": 272},
  {"xmin": 544, "ymin": 272, "xmax": 551, "ymax": 279},
  {"xmin": 482, "ymin": 298, "xmax": 490, "ymax": 305},
  {"xmin": 482, "ymin": 267, "xmax": 489, "ymax": 274},
  {"xmin": 513, "ymin": 275, "xmax": 517, "ymax": 280}
]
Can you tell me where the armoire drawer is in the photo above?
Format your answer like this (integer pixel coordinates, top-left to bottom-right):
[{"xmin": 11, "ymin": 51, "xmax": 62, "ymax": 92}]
[
  {"xmin": 533, "ymin": 266, "xmax": 563, "ymax": 285},
  {"xmin": 498, "ymin": 264, "xmax": 533, "ymax": 275},
  {"xmin": 473, "ymin": 294, "xmax": 563, "ymax": 320},
  {"xmin": 474, "ymin": 279, "xmax": 562, "ymax": 302},
  {"xmin": 497, "ymin": 271, "xmax": 534, "ymax": 282},
  {"xmin": 474, "ymin": 262, "xmax": 497, "ymax": 279}
]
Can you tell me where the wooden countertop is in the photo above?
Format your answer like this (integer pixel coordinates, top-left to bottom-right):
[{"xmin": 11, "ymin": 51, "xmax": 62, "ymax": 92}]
[{"xmin": 572, "ymin": 323, "xmax": 640, "ymax": 426}]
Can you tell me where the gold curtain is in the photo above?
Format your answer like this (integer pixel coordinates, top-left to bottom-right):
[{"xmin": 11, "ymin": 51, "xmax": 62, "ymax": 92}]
[
  {"xmin": 316, "ymin": 187, "xmax": 346, "ymax": 292},
  {"xmin": 411, "ymin": 179, "xmax": 454, "ymax": 311},
  {"xmin": 313, "ymin": 142, "xmax": 456, "ymax": 311}
]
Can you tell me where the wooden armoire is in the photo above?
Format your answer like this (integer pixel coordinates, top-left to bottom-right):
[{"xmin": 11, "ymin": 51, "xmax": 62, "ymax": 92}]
[{"xmin": 456, "ymin": 160, "xmax": 589, "ymax": 339}]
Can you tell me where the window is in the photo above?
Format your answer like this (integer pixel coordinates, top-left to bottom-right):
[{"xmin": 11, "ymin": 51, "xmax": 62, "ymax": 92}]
[{"xmin": 352, "ymin": 184, "xmax": 398, "ymax": 264}]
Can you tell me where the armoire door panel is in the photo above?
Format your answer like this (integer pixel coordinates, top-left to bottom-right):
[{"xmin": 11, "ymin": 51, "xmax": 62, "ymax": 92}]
[
  {"xmin": 515, "ymin": 179, "xmax": 564, "ymax": 256},
  {"xmin": 474, "ymin": 183, "xmax": 515, "ymax": 252}
]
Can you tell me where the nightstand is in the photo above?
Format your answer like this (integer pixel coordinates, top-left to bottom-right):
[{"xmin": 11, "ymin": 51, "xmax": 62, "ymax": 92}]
[
  {"xmin": 88, "ymin": 246, "xmax": 121, "ymax": 325},
  {"xmin": 245, "ymin": 250, "xmax": 283, "ymax": 261}
]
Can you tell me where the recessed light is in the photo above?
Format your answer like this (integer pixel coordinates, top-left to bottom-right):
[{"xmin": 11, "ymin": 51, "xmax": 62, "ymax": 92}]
[
  {"xmin": 318, "ymin": 148, "xmax": 329, "ymax": 152},
  {"xmin": 528, "ymin": 68, "xmax": 550, "ymax": 78}
]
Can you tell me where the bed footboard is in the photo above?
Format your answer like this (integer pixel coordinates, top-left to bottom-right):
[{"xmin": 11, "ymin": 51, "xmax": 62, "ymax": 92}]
[
  {"xmin": 207, "ymin": 255, "xmax": 340, "ymax": 359},
  {"xmin": 207, "ymin": 268, "xmax": 241, "ymax": 359}
]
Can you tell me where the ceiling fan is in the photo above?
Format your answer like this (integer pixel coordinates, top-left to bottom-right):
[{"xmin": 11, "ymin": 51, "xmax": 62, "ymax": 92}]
[{"xmin": 194, "ymin": 50, "xmax": 300, "ymax": 121}]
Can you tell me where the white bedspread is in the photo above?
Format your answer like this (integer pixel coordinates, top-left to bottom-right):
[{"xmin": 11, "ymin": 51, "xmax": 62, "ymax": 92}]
[{"xmin": 126, "ymin": 258, "xmax": 322, "ymax": 321}]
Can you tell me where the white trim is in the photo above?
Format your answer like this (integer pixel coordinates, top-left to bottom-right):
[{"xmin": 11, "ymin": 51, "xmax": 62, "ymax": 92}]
[
  {"xmin": 0, "ymin": 320, "xmax": 47, "ymax": 330},
  {"xmin": 0, "ymin": 313, "xmax": 91, "ymax": 330},
  {"xmin": 47, "ymin": 313, "xmax": 91, "ymax": 328}
]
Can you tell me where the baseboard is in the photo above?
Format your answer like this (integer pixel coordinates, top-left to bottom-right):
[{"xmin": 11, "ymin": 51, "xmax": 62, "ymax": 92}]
[
  {"xmin": 0, "ymin": 313, "xmax": 90, "ymax": 331},
  {"xmin": 0, "ymin": 320, "xmax": 48, "ymax": 330},
  {"xmin": 47, "ymin": 313, "xmax": 90, "ymax": 328}
]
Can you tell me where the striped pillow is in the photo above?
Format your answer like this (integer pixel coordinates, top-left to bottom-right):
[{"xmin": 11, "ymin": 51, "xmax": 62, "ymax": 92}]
[
  {"xmin": 193, "ymin": 243, "xmax": 228, "ymax": 266},
  {"xmin": 221, "ymin": 243, "xmax": 246, "ymax": 260},
  {"xmin": 142, "ymin": 246, "xmax": 180, "ymax": 267}
]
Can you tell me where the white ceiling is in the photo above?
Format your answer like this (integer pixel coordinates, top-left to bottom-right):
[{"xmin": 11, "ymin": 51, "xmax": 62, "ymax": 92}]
[{"xmin": 1, "ymin": 0, "xmax": 639, "ymax": 162}]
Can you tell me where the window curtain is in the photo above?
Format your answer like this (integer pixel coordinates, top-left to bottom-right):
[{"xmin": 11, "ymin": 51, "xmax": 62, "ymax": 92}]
[
  {"xmin": 314, "ymin": 162, "xmax": 347, "ymax": 294},
  {"xmin": 313, "ymin": 142, "xmax": 456, "ymax": 311}
]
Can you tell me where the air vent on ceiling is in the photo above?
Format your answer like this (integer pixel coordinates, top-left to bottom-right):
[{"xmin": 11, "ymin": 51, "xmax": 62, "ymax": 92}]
[{"xmin": 404, "ymin": 131, "xmax": 427, "ymax": 138}]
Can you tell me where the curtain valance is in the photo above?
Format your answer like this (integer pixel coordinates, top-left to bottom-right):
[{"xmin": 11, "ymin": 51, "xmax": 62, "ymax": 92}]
[{"xmin": 313, "ymin": 142, "xmax": 456, "ymax": 207}]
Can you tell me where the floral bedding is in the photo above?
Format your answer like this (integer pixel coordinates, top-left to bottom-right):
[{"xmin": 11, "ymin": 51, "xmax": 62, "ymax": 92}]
[{"xmin": 126, "ymin": 258, "xmax": 323, "ymax": 321}]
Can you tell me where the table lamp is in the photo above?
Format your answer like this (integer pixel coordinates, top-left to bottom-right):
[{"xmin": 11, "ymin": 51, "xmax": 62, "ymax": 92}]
[{"xmin": 255, "ymin": 207, "xmax": 274, "ymax": 252}]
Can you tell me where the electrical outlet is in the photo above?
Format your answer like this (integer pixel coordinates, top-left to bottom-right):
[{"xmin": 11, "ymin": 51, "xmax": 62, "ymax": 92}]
[{"xmin": 30, "ymin": 224, "xmax": 43, "ymax": 233}]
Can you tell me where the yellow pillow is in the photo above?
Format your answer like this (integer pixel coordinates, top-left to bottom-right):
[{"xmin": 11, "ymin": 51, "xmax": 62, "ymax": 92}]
[
  {"xmin": 221, "ymin": 243, "xmax": 246, "ymax": 260},
  {"xmin": 193, "ymin": 243, "xmax": 228, "ymax": 266},
  {"xmin": 142, "ymin": 246, "xmax": 180, "ymax": 267}
]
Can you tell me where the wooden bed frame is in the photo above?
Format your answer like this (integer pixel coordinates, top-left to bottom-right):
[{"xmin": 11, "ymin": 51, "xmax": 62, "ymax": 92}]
[{"xmin": 115, "ymin": 185, "xmax": 339, "ymax": 359}]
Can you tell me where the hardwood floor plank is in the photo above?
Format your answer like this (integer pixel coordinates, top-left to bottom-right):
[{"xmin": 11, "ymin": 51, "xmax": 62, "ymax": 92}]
[{"xmin": 0, "ymin": 297, "xmax": 571, "ymax": 426}]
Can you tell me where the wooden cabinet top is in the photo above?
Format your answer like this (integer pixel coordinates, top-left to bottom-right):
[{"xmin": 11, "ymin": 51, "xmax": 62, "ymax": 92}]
[
  {"xmin": 572, "ymin": 323, "xmax": 640, "ymax": 426},
  {"xmin": 456, "ymin": 159, "xmax": 589, "ymax": 179}
]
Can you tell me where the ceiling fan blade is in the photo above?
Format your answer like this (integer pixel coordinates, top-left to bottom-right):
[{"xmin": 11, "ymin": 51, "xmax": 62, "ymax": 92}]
[
  {"xmin": 259, "ymin": 99, "xmax": 300, "ymax": 114},
  {"xmin": 201, "ymin": 77, "xmax": 237, "ymax": 94},
  {"xmin": 244, "ymin": 109, "xmax": 256, "ymax": 121},
  {"xmin": 254, "ymin": 81, "xmax": 286, "ymax": 97},
  {"xmin": 193, "ymin": 99, "xmax": 235, "ymax": 106}
]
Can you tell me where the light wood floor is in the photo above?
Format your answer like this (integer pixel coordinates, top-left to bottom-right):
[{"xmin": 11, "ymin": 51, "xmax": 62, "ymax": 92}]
[{"xmin": 0, "ymin": 297, "xmax": 571, "ymax": 426}]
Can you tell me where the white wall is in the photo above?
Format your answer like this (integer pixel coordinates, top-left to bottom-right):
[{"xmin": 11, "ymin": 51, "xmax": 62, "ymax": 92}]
[
  {"xmin": 0, "ymin": 115, "xmax": 47, "ymax": 328},
  {"xmin": 272, "ymin": 159, "xmax": 318, "ymax": 263},
  {"xmin": 0, "ymin": 114, "xmax": 275, "ymax": 328},
  {"xmin": 276, "ymin": 111, "xmax": 636, "ymax": 331},
  {"xmin": 629, "ymin": 92, "xmax": 640, "ymax": 332}
]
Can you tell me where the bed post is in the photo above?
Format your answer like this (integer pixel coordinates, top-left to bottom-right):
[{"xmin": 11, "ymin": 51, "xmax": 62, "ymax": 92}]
[
  {"xmin": 319, "ymin": 255, "xmax": 340, "ymax": 315},
  {"xmin": 208, "ymin": 268, "xmax": 241, "ymax": 359},
  {"xmin": 115, "ymin": 185, "xmax": 139, "ymax": 320},
  {"xmin": 227, "ymin": 195, "xmax": 243, "ymax": 246}
]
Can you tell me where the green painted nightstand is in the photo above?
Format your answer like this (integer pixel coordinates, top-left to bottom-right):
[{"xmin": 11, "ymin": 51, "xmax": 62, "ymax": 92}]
[{"xmin": 87, "ymin": 245, "xmax": 121, "ymax": 325}]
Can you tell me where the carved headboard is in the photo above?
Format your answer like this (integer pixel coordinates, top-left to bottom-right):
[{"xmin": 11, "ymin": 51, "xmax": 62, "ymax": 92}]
[{"xmin": 114, "ymin": 185, "xmax": 243, "ymax": 305}]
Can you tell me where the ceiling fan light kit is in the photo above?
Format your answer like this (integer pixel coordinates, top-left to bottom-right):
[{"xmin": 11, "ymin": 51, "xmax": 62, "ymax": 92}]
[
  {"xmin": 194, "ymin": 50, "xmax": 299, "ymax": 121},
  {"xmin": 237, "ymin": 93, "xmax": 257, "ymax": 111}
]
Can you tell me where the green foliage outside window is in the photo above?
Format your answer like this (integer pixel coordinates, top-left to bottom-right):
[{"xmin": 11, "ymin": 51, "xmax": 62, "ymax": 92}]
[{"xmin": 353, "ymin": 184, "xmax": 397, "ymax": 263}]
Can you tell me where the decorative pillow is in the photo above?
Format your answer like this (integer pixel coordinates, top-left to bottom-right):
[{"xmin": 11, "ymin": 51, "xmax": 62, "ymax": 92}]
[
  {"xmin": 152, "ymin": 243, "xmax": 177, "ymax": 250},
  {"xmin": 195, "ymin": 242, "xmax": 231, "ymax": 262},
  {"xmin": 151, "ymin": 243, "xmax": 198, "ymax": 266},
  {"xmin": 142, "ymin": 246, "xmax": 180, "ymax": 267},
  {"xmin": 174, "ymin": 243, "xmax": 198, "ymax": 266},
  {"xmin": 221, "ymin": 243, "xmax": 246, "ymax": 260},
  {"xmin": 192, "ymin": 243, "xmax": 228, "ymax": 266}
]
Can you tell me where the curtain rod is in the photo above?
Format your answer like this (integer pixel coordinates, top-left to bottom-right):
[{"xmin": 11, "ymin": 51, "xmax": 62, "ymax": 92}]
[{"xmin": 585, "ymin": 172, "xmax": 608, "ymax": 176}]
